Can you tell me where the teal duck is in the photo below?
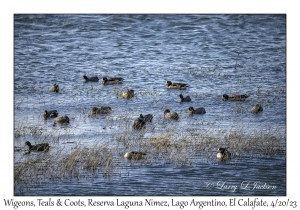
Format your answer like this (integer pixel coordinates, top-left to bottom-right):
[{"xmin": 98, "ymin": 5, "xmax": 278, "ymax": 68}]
[
  {"xmin": 44, "ymin": 110, "xmax": 58, "ymax": 119},
  {"xmin": 91, "ymin": 106, "xmax": 112, "ymax": 114},
  {"xmin": 24, "ymin": 141, "xmax": 49, "ymax": 153},
  {"xmin": 179, "ymin": 94, "xmax": 191, "ymax": 102},
  {"xmin": 188, "ymin": 106, "xmax": 206, "ymax": 115},
  {"xmin": 222, "ymin": 94, "xmax": 249, "ymax": 101},
  {"xmin": 166, "ymin": 81, "xmax": 188, "ymax": 90},
  {"xmin": 217, "ymin": 147, "xmax": 231, "ymax": 161},
  {"xmin": 164, "ymin": 109, "xmax": 179, "ymax": 120},
  {"xmin": 122, "ymin": 89, "xmax": 134, "ymax": 99},
  {"xmin": 124, "ymin": 151, "xmax": 146, "ymax": 160},
  {"xmin": 132, "ymin": 114, "xmax": 146, "ymax": 130},
  {"xmin": 82, "ymin": 75, "xmax": 99, "ymax": 82},
  {"xmin": 102, "ymin": 77, "xmax": 124, "ymax": 85},
  {"xmin": 251, "ymin": 104, "xmax": 263, "ymax": 114},
  {"xmin": 54, "ymin": 115, "xmax": 70, "ymax": 124},
  {"xmin": 49, "ymin": 84, "xmax": 59, "ymax": 92}
]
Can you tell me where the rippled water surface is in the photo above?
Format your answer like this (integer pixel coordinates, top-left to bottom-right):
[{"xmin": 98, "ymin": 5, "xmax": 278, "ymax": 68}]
[{"xmin": 14, "ymin": 14, "xmax": 286, "ymax": 196}]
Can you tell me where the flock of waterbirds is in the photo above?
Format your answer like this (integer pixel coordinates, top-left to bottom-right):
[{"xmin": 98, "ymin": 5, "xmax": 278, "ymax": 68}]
[{"xmin": 24, "ymin": 75, "xmax": 263, "ymax": 162}]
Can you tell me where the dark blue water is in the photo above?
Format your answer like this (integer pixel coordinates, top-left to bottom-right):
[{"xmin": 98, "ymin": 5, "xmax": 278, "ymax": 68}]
[{"xmin": 14, "ymin": 14, "xmax": 286, "ymax": 196}]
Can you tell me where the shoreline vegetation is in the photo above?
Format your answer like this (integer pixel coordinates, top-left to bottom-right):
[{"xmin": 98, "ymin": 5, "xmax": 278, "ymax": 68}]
[{"xmin": 14, "ymin": 120, "xmax": 286, "ymax": 193}]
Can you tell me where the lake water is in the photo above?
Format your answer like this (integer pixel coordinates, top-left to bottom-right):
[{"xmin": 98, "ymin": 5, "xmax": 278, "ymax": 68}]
[{"xmin": 14, "ymin": 14, "xmax": 286, "ymax": 196}]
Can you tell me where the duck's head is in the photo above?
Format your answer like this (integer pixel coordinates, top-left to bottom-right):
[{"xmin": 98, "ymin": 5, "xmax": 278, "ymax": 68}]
[
  {"xmin": 139, "ymin": 114, "xmax": 144, "ymax": 118},
  {"xmin": 53, "ymin": 84, "xmax": 59, "ymax": 92},
  {"xmin": 218, "ymin": 147, "xmax": 227, "ymax": 154},
  {"xmin": 188, "ymin": 106, "xmax": 194, "ymax": 112},
  {"xmin": 164, "ymin": 109, "xmax": 171, "ymax": 114},
  {"xmin": 222, "ymin": 94, "xmax": 229, "ymax": 101},
  {"xmin": 179, "ymin": 94, "xmax": 184, "ymax": 99},
  {"xmin": 24, "ymin": 141, "xmax": 32, "ymax": 147}
]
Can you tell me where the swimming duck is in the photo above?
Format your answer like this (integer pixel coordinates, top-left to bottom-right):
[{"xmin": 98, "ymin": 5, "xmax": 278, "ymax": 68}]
[
  {"xmin": 122, "ymin": 89, "xmax": 134, "ymax": 99},
  {"xmin": 124, "ymin": 151, "xmax": 146, "ymax": 160},
  {"xmin": 251, "ymin": 104, "xmax": 263, "ymax": 114},
  {"xmin": 44, "ymin": 110, "xmax": 58, "ymax": 119},
  {"xmin": 102, "ymin": 77, "xmax": 124, "ymax": 85},
  {"xmin": 188, "ymin": 106, "xmax": 206, "ymax": 115},
  {"xmin": 164, "ymin": 109, "xmax": 179, "ymax": 120},
  {"xmin": 217, "ymin": 147, "xmax": 231, "ymax": 161},
  {"xmin": 54, "ymin": 115, "xmax": 70, "ymax": 124},
  {"xmin": 82, "ymin": 75, "xmax": 99, "ymax": 82},
  {"xmin": 222, "ymin": 94, "xmax": 249, "ymax": 101},
  {"xmin": 179, "ymin": 94, "xmax": 191, "ymax": 102},
  {"xmin": 140, "ymin": 114, "xmax": 153, "ymax": 122},
  {"xmin": 132, "ymin": 114, "xmax": 146, "ymax": 130},
  {"xmin": 24, "ymin": 141, "xmax": 49, "ymax": 153},
  {"xmin": 49, "ymin": 84, "xmax": 59, "ymax": 92},
  {"xmin": 166, "ymin": 81, "xmax": 188, "ymax": 90},
  {"xmin": 91, "ymin": 106, "xmax": 112, "ymax": 114}
]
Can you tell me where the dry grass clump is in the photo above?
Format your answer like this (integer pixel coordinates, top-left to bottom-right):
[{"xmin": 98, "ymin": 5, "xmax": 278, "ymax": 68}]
[
  {"xmin": 135, "ymin": 132, "xmax": 197, "ymax": 166},
  {"xmin": 14, "ymin": 141, "xmax": 120, "ymax": 192},
  {"xmin": 222, "ymin": 127, "xmax": 285, "ymax": 159},
  {"xmin": 60, "ymin": 142, "xmax": 119, "ymax": 177},
  {"xmin": 14, "ymin": 153, "xmax": 52, "ymax": 191},
  {"xmin": 14, "ymin": 123, "xmax": 46, "ymax": 138},
  {"xmin": 146, "ymin": 133, "xmax": 183, "ymax": 162}
]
